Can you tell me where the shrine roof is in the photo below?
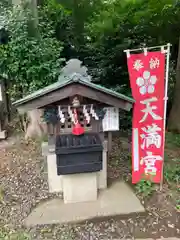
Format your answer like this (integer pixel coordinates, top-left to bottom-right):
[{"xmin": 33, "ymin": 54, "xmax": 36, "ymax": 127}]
[{"xmin": 13, "ymin": 59, "xmax": 134, "ymax": 112}]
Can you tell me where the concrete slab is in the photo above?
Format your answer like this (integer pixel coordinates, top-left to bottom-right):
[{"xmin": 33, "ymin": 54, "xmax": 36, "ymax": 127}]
[{"xmin": 24, "ymin": 181, "xmax": 145, "ymax": 226}]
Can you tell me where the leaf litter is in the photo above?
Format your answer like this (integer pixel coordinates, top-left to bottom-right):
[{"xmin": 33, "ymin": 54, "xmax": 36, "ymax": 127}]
[{"xmin": 0, "ymin": 135, "xmax": 179, "ymax": 239}]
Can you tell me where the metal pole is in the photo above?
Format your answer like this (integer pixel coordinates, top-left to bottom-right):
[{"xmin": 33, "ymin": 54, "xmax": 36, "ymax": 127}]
[
  {"xmin": 160, "ymin": 43, "xmax": 171, "ymax": 191},
  {"xmin": 124, "ymin": 44, "xmax": 172, "ymax": 53}
]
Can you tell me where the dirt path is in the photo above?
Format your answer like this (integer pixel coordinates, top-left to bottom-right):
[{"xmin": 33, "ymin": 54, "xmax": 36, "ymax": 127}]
[{"xmin": 0, "ymin": 136, "xmax": 179, "ymax": 239}]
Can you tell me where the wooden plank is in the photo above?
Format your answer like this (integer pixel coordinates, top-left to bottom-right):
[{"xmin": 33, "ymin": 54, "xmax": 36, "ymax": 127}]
[{"xmin": 108, "ymin": 131, "xmax": 112, "ymax": 153}]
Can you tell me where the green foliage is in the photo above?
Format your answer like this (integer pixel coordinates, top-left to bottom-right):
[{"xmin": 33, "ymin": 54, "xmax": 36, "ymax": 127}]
[
  {"xmin": 85, "ymin": 0, "xmax": 180, "ymax": 89},
  {"xmin": 40, "ymin": 0, "xmax": 104, "ymax": 63},
  {"xmin": 0, "ymin": 0, "xmax": 180, "ymax": 115},
  {"xmin": 176, "ymin": 199, "xmax": 180, "ymax": 211},
  {"xmin": 40, "ymin": 0, "xmax": 75, "ymax": 59},
  {"xmin": 40, "ymin": 0, "xmax": 72, "ymax": 38},
  {"xmin": 57, "ymin": 0, "xmax": 103, "ymax": 40},
  {"xmin": 165, "ymin": 132, "xmax": 180, "ymax": 148},
  {"xmin": 135, "ymin": 179, "xmax": 154, "ymax": 197},
  {"xmin": 164, "ymin": 158, "xmax": 180, "ymax": 184},
  {"xmin": 0, "ymin": 0, "xmax": 10, "ymax": 9},
  {"xmin": 0, "ymin": 4, "xmax": 64, "ymax": 99},
  {"xmin": 0, "ymin": 228, "xmax": 30, "ymax": 240}
]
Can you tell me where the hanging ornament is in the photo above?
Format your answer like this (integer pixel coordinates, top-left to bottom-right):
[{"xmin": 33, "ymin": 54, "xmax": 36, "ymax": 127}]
[
  {"xmin": 58, "ymin": 106, "xmax": 65, "ymax": 124},
  {"xmin": 83, "ymin": 105, "xmax": 90, "ymax": 124},
  {"xmin": 72, "ymin": 96, "xmax": 80, "ymax": 107},
  {"xmin": 72, "ymin": 108, "xmax": 84, "ymax": 135},
  {"xmin": 71, "ymin": 96, "xmax": 84, "ymax": 135},
  {"xmin": 90, "ymin": 104, "xmax": 99, "ymax": 120},
  {"xmin": 68, "ymin": 106, "xmax": 75, "ymax": 123}
]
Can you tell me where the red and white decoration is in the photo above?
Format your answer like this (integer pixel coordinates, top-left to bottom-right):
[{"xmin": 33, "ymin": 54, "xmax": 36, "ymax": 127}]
[
  {"xmin": 72, "ymin": 108, "xmax": 85, "ymax": 136},
  {"xmin": 125, "ymin": 47, "xmax": 170, "ymax": 184},
  {"xmin": 59, "ymin": 104, "xmax": 105, "ymax": 125}
]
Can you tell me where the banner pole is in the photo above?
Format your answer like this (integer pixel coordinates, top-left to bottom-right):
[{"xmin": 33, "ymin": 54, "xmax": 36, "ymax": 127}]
[
  {"xmin": 160, "ymin": 43, "xmax": 171, "ymax": 191},
  {"xmin": 124, "ymin": 44, "xmax": 172, "ymax": 53}
]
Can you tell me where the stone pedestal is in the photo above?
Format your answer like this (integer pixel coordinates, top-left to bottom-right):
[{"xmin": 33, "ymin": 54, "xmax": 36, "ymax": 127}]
[
  {"xmin": 47, "ymin": 153, "xmax": 63, "ymax": 193},
  {"xmin": 43, "ymin": 140, "xmax": 108, "ymax": 203},
  {"xmin": 97, "ymin": 141, "xmax": 107, "ymax": 189},
  {"xmin": 63, "ymin": 173, "xmax": 97, "ymax": 204}
]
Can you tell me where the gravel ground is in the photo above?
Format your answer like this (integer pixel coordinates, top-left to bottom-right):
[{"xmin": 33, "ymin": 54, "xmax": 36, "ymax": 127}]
[{"xmin": 0, "ymin": 136, "xmax": 179, "ymax": 239}]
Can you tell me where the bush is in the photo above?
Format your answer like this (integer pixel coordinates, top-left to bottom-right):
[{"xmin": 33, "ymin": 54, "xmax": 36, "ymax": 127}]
[{"xmin": 0, "ymin": 4, "xmax": 64, "ymax": 100}]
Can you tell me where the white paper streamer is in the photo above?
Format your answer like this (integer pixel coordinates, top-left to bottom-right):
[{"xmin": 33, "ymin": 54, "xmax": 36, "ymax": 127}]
[
  {"xmin": 68, "ymin": 106, "xmax": 75, "ymax": 123},
  {"xmin": 58, "ymin": 106, "xmax": 65, "ymax": 123},
  {"xmin": 90, "ymin": 104, "xmax": 99, "ymax": 120},
  {"xmin": 83, "ymin": 105, "xmax": 90, "ymax": 124}
]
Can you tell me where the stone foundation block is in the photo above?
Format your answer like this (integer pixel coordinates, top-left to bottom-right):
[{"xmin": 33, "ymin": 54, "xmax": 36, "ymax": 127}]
[
  {"xmin": 62, "ymin": 173, "xmax": 97, "ymax": 204},
  {"xmin": 47, "ymin": 154, "xmax": 63, "ymax": 193}
]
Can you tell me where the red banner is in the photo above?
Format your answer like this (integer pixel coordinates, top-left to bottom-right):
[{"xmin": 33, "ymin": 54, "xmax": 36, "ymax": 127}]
[{"xmin": 127, "ymin": 51, "xmax": 166, "ymax": 183}]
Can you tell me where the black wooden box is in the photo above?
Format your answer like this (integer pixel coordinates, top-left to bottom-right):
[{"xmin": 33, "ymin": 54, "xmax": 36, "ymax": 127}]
[{"xmin": 55, "ymin": 133, "xmax": 103, "ymax": 175}]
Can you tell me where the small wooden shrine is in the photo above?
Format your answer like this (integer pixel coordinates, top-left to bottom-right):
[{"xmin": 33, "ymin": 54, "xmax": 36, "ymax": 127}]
[{"xmin": 14, "ymin": 59, "xmax": 134, "ymax": 204}]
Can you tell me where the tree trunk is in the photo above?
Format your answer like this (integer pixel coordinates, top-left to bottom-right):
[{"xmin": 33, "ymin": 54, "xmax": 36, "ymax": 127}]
[
  {"xmin": 26, "ymin": 0, "xmax": 39, "ymax": 37},
  {"xmin": 12, "ymin": 0, "xmax": 39, "ymax": 36},
  {"xmin": 24, "ymin": 109, "xmax": 47, "ymax": 140},
  {"xmin": 12, "ymin": 0, "xmax": 21, "ymax": 4},
  {"xmin": 13, "ymin": 0, "xmax": 44, "ymax": 139},
  {"xmin": 168, "ymin": 37, "xmax": 180, "ymax": 132}
]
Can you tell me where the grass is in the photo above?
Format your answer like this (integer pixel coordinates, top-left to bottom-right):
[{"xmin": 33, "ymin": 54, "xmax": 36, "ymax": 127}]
[
  {"xmin": 0, "ymin": 228, "xmax": 30, "ymax": 240},
  {"xmin": 176, "ymin": 198, "xmax": 180, "ymax": 211},
  {"xmin": 135, "ymin": 179, "xmax": 155, "ymax": 197},
  {"xmin": 134, "ymin": 132, "xmax": 180, "ymax": 198}
]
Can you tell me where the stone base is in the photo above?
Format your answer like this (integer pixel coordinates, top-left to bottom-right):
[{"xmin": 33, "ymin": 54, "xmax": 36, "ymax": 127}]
[
  {"xmin": 97, "ymin": 141, "xmax": 107, "ymax": 189},
  {"xmin": 63, "ymin": 173, "xmax": 97, "ymax": 204},
  {"xmin": 24, "ymin": 181, "xmax": 145, "ymax": 226},
  {"xmin": 43, "ymin": 140, "xmax": 108, "ymax": 203},
  {"xmin": 0, "ymin": 130, "xmax": 7, "ymax": 140},
  {"xmin": 47, "ymin": 154, "xmax": 63, "ymax": 193}
]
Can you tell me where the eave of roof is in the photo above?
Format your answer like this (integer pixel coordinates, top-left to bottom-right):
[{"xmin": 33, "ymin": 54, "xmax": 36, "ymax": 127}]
[{"xmin": 13, "ymin": 73, "xmax": 134, "ymax": 107}]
